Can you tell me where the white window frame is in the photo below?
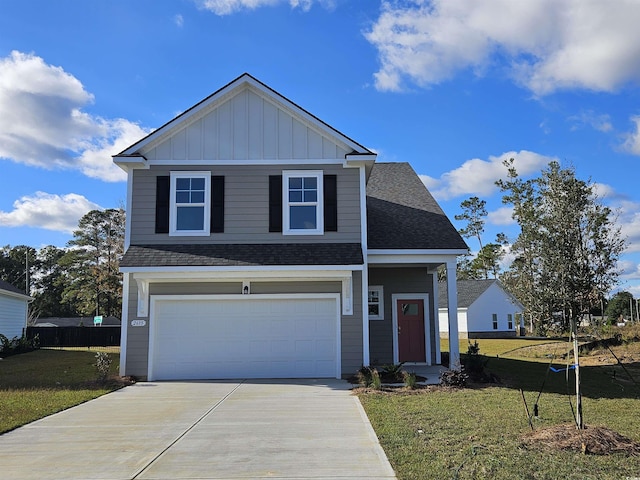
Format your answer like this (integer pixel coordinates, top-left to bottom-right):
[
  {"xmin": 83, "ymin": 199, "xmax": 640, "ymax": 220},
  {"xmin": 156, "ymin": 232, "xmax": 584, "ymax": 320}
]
[
  {"xmin": 169, "ymin": 171, "xmax": 211, "ymax": 236},
  {"xmin": 507, "ymin": 314, "xmax": 513, "ymax": 330},
  {"xmin": 283, "ymin": 170, "xmax": 324, "ymax": 235},
  {"xmin": 492, "ymin": 313, "xmax": 498, "ymax": 330},
  {"xmin": 368, "ymin": 286, "xmax": 384, "ymax": 320}
]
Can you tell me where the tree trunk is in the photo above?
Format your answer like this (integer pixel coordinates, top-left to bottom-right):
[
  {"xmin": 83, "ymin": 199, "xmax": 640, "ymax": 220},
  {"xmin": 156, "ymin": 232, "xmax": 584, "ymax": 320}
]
[{"xmin": 572, "ymin": 316, "xmax": 583, "ymax": 429}]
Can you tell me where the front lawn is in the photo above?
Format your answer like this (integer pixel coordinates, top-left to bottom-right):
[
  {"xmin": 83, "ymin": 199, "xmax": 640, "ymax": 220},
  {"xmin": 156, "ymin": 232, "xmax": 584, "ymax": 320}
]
[
  {"xmin": 360, "ymin": 338, "xmax": 640, "ymax": 479},
  {"xmin": 0, "ymin": 348, "xmax": 123, "ymax": 434}
]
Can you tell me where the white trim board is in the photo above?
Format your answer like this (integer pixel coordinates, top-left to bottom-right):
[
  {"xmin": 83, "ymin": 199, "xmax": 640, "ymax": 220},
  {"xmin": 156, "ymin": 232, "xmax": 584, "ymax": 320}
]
[{"xmin": 130, "ymin": 269, "xmax": 355, "ymax": 317}]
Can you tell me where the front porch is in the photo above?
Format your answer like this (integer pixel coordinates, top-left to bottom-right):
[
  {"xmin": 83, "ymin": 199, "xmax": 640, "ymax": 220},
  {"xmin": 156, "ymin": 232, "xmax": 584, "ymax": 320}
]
[{"xmin": 400, "ymin": 364, "xmax": 448, "ymax": 385}]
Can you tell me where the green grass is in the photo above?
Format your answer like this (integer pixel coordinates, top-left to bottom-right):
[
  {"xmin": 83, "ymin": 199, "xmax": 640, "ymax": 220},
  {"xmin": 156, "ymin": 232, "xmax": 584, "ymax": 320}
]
[
  {"xmin": 360, "ymin": 339, "xmax": 640, "ymax": 480},
  {"xmin": 441, "ymin": 337, "xmax": 566, "ymax": 358},
  {"xmin": 0, "ymin": 348, "xmax": 122, "ymax": 434}
]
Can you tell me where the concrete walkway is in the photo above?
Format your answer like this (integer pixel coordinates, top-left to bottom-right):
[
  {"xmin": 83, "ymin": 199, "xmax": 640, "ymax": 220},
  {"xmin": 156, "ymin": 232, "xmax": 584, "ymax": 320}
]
[{"xmin": 0, "ymin": 380, "xmax": 396, "ymax": 479}]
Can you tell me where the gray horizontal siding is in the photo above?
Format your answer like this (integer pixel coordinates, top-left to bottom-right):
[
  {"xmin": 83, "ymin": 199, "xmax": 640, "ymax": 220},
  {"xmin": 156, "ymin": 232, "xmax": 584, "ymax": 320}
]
[
  {"xmin": 368, "ymin": 267, "xmax": 435, "ymax": 365},
  {"xmin": 123, "ymin": 275, "xmax": 363, "ymax": 379},
  {"xmin": 124, "ymin": 278, "xmax": 148, "ymax": 379},
  {"xmin": 129, "ymin": 164, "xmax": 361, "ymax": 245}
]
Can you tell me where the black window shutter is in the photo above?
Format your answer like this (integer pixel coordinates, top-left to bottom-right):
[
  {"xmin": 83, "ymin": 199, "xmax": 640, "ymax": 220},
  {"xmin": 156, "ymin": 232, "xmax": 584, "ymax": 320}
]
[
  {"xmin": 155, "ymin": 176, "xmax": 170, "ymax": 234},
  {"xmin": 324, "ymin": 174, "xmax": 337, "ymax": 232},
  {"xmin": 269, "ymin": 175, "xmax": 283, "ymax": 232},
  {"xmin": 210, "ymin": 176, "xmax": 225, "ymax": 233}
]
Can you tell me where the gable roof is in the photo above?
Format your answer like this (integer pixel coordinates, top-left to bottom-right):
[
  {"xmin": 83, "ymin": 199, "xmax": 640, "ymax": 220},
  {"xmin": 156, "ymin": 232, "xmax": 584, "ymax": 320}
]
[
  {"xmin": 0, "ymin": 280, "xmax": 30, "ymax": 300},
  {"xmin": 438, "ymin": 279, "xmax": 496, "ymax": 308},
  {"xmin": 114, "ymin": 73, "xmax": 375, "ymax": 164},
  {"xmin": 366, "ymin": 162, "xmax": 468, "ymax": 250},
  {"xmin": 437, "ymin": 279, "xmax": 524, "ymax": 309},
  {"xmin": 120, "ymin": 243, "xmax": 363, "ymax": 269}
]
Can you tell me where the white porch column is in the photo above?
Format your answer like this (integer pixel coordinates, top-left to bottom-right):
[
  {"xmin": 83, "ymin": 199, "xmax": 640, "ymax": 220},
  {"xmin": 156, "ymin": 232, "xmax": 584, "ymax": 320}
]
[
  {"xmin": 119, "ymin": 273, "xmax": 130, "ymax": 377},
  {"xmin": 429, "ymin": 269, "xmax": 441, "ymax": 365},
  {"xmin": 446, "ymin": 260, "xmax": 460, "ymax": 369}
]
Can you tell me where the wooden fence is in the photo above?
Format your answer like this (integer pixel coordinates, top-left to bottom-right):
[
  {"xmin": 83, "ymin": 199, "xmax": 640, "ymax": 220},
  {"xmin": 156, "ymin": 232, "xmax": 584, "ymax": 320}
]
[{"xmin": 26, "ymin": 326, "xmax": 121, "ymax": 347}]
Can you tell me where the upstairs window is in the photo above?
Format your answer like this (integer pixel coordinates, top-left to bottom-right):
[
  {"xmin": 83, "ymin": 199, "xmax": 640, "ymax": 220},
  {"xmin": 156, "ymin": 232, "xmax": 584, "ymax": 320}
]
[
  {"xmin": 283, "ymin": 171, "xmax": 323, "ymax": 235},
  {"xmin": 170, "ymin": 172, "xmax": 211, "ymax": 236}
]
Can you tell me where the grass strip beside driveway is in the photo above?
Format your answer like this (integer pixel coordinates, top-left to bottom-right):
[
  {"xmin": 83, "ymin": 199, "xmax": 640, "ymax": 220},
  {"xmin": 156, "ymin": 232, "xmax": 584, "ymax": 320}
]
[
  {"xmin": 358, "ymin": 345, "xmax": 640, "ymax": 480},
  {"xmin": 0, "ymin": 349, "xmax": 121, "ymax": 434}
]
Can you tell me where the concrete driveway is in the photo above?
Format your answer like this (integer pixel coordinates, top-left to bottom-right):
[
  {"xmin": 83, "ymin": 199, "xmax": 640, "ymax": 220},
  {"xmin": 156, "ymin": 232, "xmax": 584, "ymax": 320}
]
[{"xmin": 0, "ymin": 379, "xmax": 396, "ymax": 479}]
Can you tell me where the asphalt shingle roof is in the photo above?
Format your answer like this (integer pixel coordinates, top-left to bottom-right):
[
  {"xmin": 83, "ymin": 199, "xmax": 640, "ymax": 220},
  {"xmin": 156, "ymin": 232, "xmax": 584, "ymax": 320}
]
[
  {"xmin": 120, "ymin": 243, "xmax": 364, "ymax": 268},
  {"xmin": 0, "ymin": 279, "xmax": 27, "ymax": 296},
  {"xmin": 366, "ymin": 162, "xmax": 468, "ymax": 250},
  {"xmin": 438, "ymin": 279, "xmax": 497, "ymax": 308},
  {"xmin": 34, "ymin": 316, "xmax": 121, "ymax": 327}
]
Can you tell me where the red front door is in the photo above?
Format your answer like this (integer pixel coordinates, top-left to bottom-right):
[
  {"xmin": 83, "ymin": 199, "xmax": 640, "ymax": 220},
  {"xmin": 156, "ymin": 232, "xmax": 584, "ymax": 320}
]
[{"xmin": 397, "ymin": 299, "xmax": 425, "ymax": 362}]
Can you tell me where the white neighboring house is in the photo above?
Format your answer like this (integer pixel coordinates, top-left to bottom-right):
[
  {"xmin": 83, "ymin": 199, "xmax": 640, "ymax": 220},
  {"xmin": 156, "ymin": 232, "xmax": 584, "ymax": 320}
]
[
  {"xmin": 439, "ymin": 280, "xmax": 524, "ymax": 339},
  {"xmin": 0, "ymin": 279, "xmax": 32, "ymax": 340}
]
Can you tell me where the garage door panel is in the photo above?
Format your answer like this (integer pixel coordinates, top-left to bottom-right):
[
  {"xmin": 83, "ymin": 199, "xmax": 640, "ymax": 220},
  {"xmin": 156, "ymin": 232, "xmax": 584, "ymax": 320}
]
[{"xmin": 151, "ymin": 296, "xmax": 338, "ymax": 380}]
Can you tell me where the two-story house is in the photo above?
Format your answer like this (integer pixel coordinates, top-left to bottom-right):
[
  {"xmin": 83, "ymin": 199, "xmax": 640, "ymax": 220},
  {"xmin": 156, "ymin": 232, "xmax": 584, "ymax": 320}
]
[{"xmin": 114, "ymin": 74, "xmax": 468, "ymax": 381}]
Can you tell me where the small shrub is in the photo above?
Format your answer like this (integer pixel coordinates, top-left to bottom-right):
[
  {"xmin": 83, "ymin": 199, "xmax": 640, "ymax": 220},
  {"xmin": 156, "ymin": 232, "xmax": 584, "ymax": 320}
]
[
  {"xmin": 357, "ymin": 365, "xmax": 374, "ymax": 387},
  {"xmin": 402, "ymin": 370, "xmax": 417, "ymax": 389},
  {"xmin": 381, "ymin": 362, "xmax": 405, "ymax": 380},
  {"xmin": 0, "ymin": 333, "xmax": 39, "ymax": 357},
  {"xmin": 95, "ymin": 352, "xmax": 113, "ymax": 382},
  {"xmin": 439, "ymin": 365, "xmax": 468, "ymax": 387},
  {"xmin": 371, "ymin": 368, "xmax": 382, "ymax": 390},
  {"xmin": 0, "ymin": 334, "xmax": 11, "ymax": 353},
  {"xmin": 462, "ymin": 340, "xmax": 489, "ymax": 379}
]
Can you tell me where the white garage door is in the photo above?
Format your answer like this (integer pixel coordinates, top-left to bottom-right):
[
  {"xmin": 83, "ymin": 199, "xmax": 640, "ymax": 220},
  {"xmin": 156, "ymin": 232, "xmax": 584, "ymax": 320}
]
[{"xmin": 149, "ymin": 294, "xmax": 340, "ymax": 380}]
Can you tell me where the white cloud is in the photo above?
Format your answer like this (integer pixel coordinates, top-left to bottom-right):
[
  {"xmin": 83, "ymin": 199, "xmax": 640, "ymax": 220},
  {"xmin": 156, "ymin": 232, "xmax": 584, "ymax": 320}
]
[
  {"xmin": 174, "ymin": 14, "xmax": 184, "ymax": 27},
  {"xmin": 196, "ymin": 0, "xmax": 334, "ymax": 15},
  {"xmin": 487, "ymin": 206, "xmax": 515, "ymax": 226},
  {"xmin": 619, "ymin": 204, "xmax": 640, "ymax": 254},
  {"xmin": 621, "ymin": 115, "xmax": 640, "ymax": 155},
  {"xmin": 619, "ymin": 260, "xmax": 640, "ymax": 280},
  {"xmin": 0, "ymin": 51, "xmax": 149, "ymax": 182},
  {"xmin": 365, "ymin": 0, "xmax": 640, "ymax": 95},
  {"xmin": 568, "ymin": 110, "xmax": 613, "ymax": 133},
  {"xmin": 420, "ymin": 150, "xmax": 554, "ymax": 200},
  {"xmin": 0, "ymin": 192, "xmax": 102, "ymax": 233}
]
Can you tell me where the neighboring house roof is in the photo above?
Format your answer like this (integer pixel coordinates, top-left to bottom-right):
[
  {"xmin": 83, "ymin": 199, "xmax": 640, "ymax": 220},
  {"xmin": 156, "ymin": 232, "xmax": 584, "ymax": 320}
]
[
  {"xmin": 0, "ymin": 279, "xmax": 31, "ymax": 300},
  {"xmin": 438, "ymin": 279, "xmax": 524, "ymax": 310},
  {"xmin": 120, "ymin": 243, "xmax": 364, "ymax": 268},
  {"xmin": 366, "ymin": 162, "xmax": 469, "ymax": 250},
  {"xmin": 438, "ymin": 279, "xmax": 498, "ymax": 308},
  {"xmin": 34, "ymin": 317, "xmax": 121, "ymax": 327}
]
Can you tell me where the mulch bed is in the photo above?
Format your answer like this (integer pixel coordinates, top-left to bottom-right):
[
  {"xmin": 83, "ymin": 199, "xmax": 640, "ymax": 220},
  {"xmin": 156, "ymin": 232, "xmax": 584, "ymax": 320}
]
[{"xmin": 521, "ymin": 424, "xmax": 640, "ymax": 456}]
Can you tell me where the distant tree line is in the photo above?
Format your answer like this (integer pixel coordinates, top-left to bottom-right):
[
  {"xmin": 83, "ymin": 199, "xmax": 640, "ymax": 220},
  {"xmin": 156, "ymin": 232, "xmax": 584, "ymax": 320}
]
[
  {"xmin": 0, "ymin": 208, "xmax": 125, "ymax": 321},
  {"xmin": 454, "ymin": 159, "xmax": 626, "ymax": 334}
]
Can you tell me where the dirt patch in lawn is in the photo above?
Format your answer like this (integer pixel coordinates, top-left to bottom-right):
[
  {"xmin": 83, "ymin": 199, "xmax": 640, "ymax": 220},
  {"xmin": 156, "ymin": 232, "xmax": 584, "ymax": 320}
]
[{"xmin": 522, "ymin": 424, "xmax": 640, "ymax": 456}]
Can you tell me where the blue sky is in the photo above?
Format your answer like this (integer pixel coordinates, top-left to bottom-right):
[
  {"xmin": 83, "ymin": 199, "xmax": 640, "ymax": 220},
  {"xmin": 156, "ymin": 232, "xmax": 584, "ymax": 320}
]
[{"xmin": 1, "ymin": 0, "xmax": 639, "ymax": 296}]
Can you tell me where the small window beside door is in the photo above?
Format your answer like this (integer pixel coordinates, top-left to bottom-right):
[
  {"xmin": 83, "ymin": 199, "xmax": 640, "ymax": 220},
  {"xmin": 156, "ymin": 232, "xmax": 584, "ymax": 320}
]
[{"xmin": 368, "ymin": 286, "xmax": 384, "ymax": 320}]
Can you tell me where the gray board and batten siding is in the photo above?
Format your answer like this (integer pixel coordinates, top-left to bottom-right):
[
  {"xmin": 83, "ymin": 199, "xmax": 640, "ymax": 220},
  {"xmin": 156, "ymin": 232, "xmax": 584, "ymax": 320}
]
[{"xmin": 139, "ymin": 87, "xmax": 353, "ymax": 163}]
